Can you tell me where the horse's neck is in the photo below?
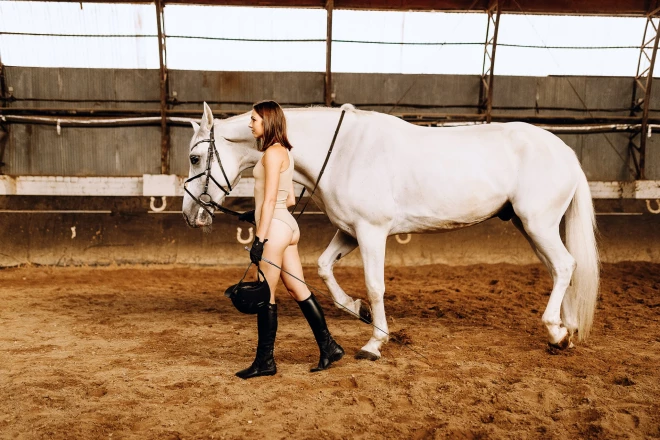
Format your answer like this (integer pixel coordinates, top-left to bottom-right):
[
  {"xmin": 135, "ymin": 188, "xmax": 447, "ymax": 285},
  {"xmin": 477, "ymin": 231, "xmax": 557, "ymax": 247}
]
[
  {"xmin": 221, "ymin": 108, "xmax": 352, "ymax": 189},
  {"xmin": 216, "ymin": 116, "xmax": 262, "ymax": 173},
  {"xmin": 285, "ymin": 109, "xmax": 349, "ymax": 190}
]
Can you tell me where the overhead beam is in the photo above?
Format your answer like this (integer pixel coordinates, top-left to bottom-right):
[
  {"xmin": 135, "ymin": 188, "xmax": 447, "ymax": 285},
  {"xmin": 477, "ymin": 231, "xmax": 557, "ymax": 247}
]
[
  {"xmin": 35, "ymin": 0, "xmax": 653, "ymax": 16},
  {"xmin": 156, "ymin": 0, "xmax": 170, "ymax": 175}
]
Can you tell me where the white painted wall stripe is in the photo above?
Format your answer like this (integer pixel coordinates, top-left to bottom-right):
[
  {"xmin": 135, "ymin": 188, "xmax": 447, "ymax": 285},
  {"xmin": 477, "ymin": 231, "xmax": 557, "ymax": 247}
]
[{"xmin": 0, "ymin": 176, "xmax": 658, "ymax": 199}]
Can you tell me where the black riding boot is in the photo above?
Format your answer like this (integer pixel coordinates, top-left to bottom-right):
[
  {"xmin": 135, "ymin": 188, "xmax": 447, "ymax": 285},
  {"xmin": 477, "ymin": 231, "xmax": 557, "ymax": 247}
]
[
  {"xmin": 236, "ymin": 303, "xmax": 278, "ymax": 379},
  {"xmin": 297, "ymin": 294, "xmax": 345, "ymax": 372}
]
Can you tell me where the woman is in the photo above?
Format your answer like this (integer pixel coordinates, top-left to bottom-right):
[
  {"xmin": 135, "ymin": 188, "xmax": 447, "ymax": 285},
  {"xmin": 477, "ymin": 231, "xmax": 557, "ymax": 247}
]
[{"xmin": 236, "ymin": 100, "xmax": 344, "ymax": 380}]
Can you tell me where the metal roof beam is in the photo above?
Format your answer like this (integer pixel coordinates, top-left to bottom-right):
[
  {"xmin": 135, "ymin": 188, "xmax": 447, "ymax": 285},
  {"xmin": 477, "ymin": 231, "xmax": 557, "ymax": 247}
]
[{"xmin": 35, "ymin": 0, "xmax": 653, "ymax": 16}]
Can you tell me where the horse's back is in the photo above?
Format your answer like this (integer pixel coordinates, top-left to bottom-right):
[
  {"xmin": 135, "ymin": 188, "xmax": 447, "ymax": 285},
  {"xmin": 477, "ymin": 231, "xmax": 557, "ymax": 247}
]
[{"xmin": 322, "ymin": 112, "xmax": 585, "ymax": 234}]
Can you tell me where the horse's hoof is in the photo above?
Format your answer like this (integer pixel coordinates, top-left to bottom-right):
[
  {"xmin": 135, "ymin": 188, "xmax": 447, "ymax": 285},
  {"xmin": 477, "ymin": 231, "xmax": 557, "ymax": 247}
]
[
  {"xmin": 548, "ymin": 333, "xmax": 570, "ymax": 350},
  {"xmin": 355, "ymin": 350, "xmax": 379, "ymax": 361},
  {"xmin": 568, "ymin": 330, "xmax": 576, "ymax": 349},
  {"xmin": 358, "ymin": 302, "xmax": 372, "ymax": 324}
]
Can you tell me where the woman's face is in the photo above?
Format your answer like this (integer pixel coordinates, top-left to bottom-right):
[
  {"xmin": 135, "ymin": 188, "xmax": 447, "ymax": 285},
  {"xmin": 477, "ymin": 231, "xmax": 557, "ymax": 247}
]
[{"xmin": 249, "ymin": 110, "xmax": 264, "ymax": 139}]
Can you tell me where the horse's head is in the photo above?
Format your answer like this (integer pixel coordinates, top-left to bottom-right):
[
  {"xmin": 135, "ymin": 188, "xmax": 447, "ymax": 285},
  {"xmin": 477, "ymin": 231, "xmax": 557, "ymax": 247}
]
[{"xmin": 182, "ymin": 102, "xmax": 252, "ymax": 230}]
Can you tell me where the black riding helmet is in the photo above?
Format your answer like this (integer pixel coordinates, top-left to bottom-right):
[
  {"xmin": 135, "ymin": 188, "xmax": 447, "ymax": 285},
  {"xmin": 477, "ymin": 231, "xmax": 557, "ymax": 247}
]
[{"xmin": 225, "ymin": 264, "xmax": 270, "ymax": 314}]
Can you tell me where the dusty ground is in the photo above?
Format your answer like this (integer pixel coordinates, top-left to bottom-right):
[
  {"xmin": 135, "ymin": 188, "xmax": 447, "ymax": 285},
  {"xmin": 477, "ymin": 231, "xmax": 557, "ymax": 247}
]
[{"xmin": 1, "ymin": 262, "xmax": 659, "ymax": 439}]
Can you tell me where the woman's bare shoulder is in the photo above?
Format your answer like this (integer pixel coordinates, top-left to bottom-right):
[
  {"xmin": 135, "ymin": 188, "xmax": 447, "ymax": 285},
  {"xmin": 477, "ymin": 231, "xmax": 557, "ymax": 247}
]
[{"xmin": 262, "ymin": 144, "xmax": 287, "ymax": 166}]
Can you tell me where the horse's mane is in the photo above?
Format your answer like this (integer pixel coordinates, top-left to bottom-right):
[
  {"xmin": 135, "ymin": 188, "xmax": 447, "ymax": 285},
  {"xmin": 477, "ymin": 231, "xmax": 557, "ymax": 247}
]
[{"xmin": 222, "ymin": 104, "xmax": 362, "ymax": 122}]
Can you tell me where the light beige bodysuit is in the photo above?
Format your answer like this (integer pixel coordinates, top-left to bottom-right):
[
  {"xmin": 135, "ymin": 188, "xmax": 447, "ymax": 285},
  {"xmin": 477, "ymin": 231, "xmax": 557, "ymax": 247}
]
[{"xmin": 253, "ymin": 148, "xmax": 299, "ymax": 234}]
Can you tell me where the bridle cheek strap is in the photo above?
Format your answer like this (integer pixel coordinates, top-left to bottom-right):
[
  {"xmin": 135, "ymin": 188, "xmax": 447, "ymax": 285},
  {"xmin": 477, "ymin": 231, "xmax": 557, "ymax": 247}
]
[{"xmin": 184, "ymin": 125, "xmax": 241, "ymax": 219}]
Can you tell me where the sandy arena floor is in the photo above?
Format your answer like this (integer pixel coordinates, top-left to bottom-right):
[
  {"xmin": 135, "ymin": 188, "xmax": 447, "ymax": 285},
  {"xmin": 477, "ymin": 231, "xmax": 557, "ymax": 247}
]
[{"xmin": 1, "ymin": 262, "xmax": 659, "ymax": 439}]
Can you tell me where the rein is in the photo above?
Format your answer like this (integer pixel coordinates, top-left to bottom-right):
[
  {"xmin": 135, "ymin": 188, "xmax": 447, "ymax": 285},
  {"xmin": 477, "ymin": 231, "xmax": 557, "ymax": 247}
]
[{"xmin": 292, "ymin": 110, "xmax": 346, "ymax": 219}]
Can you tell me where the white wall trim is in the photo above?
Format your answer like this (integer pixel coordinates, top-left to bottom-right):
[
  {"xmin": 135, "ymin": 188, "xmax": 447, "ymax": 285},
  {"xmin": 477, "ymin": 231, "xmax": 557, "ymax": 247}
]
[
  {"xmin": 0, "ymin": 175, "xmax": 658, "ymax": 199},
  {"xmin": 0, "ymin": 175, "xmax": 306, "ymax": 198}
]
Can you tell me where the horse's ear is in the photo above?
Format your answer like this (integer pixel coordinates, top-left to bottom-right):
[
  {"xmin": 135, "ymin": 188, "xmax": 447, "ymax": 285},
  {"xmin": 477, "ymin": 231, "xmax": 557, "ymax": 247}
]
[
  {"xmin": 201, "ymin": 102, "xmax": 213, "ymax": 131},
  {"xmin": 191, "ymin": 121, "xmax": 200, "ymax": 133}
]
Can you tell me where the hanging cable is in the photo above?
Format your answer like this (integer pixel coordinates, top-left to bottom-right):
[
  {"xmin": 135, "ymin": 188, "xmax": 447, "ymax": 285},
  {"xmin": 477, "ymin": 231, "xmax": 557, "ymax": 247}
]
[{"xmin": 0, "ymin": 31, "xmax": 640, "ymax": 50}]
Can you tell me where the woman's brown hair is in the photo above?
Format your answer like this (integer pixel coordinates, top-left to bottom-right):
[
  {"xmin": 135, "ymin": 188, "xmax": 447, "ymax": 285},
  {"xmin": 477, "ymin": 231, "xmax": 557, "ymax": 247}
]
[{"xmin": 252, "ymin": 100, "xmax": 294, "ymax": 151}]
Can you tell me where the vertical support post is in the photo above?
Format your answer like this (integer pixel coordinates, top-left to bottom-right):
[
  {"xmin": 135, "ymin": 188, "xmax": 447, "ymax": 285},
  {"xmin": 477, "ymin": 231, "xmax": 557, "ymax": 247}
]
[
  {"xmin": 325, "ymin": 0, "xmax": 334, "ymax": 107},
  {"xmin": 479, "ymin": 0, "xmax": 500, "ymax": 124},
  {"xmin": 156, "ymin": 0, "xmax": 170, "ymax": 175},
  {"xmin": 629, "ymin": 13, "xmax": 660, "ymax": 180},
  {"xmin": 0, "ymin": 59, "xmax": 9, "ymax": 175}
]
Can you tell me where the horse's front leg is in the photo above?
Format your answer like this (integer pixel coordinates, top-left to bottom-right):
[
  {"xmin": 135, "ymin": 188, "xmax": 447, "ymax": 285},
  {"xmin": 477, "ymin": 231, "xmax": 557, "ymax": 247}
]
[
  {"xmin": 354, "ymin": 226, "xmax": 388, "ymax": 361},
  {"xmin": 318, "ymin": 230, "xmax": 371, "ymax": 322}
]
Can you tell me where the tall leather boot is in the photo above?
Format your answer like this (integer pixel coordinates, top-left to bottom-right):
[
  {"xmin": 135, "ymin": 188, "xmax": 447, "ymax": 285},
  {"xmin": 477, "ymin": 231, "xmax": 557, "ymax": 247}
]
[
  {"xmin": 297, "ymin": 294, "xmax": 345, "ymax": 372},
  {"xmin": 236, "ymin": 303, "xmax": 278, "ymax": 379}
]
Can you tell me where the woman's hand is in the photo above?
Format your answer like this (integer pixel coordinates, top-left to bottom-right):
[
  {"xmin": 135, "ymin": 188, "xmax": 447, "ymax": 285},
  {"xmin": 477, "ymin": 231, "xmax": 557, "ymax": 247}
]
[{"xmin": 250, "ymin": 236, "xmax": 268, "ymax": 265}]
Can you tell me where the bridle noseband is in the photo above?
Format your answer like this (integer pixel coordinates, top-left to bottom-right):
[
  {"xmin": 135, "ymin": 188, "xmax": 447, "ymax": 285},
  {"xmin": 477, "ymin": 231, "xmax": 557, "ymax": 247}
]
[{"xmin": 184, "ymin": 125, "xmax": 242, "ymax": 218}]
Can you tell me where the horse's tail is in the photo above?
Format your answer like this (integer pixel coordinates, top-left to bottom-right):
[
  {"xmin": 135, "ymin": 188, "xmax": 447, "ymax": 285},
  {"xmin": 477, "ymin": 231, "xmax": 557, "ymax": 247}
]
[{"xmin": 565, "ymin": 171, "xmax": 600, "ymax": 341}]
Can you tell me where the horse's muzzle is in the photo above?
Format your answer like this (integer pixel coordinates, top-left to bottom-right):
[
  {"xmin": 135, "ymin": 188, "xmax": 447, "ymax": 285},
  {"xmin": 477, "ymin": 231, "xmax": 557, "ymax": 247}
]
[
  {"xmin": 182, "ymin": 212, "xmax": 197, "ymax": 228},
  {"xmin": 195, "ymin": 206, "xmax": 213, "ymax": 228}
]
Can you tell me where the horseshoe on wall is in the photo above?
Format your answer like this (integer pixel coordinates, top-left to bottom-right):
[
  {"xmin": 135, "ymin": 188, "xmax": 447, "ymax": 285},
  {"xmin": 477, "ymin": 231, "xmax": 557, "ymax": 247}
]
[
  {"xmin": 237, "ymin": 227, "xmax": 254, "ymax": 244},
  {"xmin": 646, "ymin": 199, "xmax": 660, "ymax": 214},
  {"xmin": 395, "ymin": 233, "xmax": 412, "ymax": 245},
  {"xmin": 150, "ymin": 196, "xmax": 167, "ymax": 212}
]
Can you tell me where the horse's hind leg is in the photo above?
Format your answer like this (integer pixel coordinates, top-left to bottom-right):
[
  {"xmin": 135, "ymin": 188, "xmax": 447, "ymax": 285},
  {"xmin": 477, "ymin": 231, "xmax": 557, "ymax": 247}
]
[
  {"xmin": 318, "ymin": 230, "xmax": 370, "ymax": 321},
  {"xmin": 354, "ymin": 225, "xmax": 388, "ymax": 361},
  {"xmin": 512, "ymin": 215, "xmax": 548, "ymax": 268},
  {"xmin": 514, "ymin": 215, "xmax": 575, "ymax": 343},
  {"xmin": 519, "ymin": 218, "xmax": 576, "ymax": 348}
]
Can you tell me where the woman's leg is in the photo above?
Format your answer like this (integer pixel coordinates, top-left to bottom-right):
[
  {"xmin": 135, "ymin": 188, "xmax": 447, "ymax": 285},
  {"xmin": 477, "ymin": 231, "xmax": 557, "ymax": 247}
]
[
  {"xmin": 259, "ymin": 219, "xmax": 294, "ymax": 302},
  {"xmin": 280, "ymin": 243, "xmax": 345, "ymax": 372},
  {"xmin": 280, "ymin": 243, "xmax": 311, "ymax": 302},
  {"xmin": 235, "ymin": 219, "xmax": 292, "ymax": 380}
]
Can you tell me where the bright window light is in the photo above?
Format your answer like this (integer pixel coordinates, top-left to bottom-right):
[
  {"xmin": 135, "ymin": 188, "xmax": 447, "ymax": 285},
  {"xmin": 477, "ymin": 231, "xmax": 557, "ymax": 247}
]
[
  {"xmin": 164, "ymin": 5, "xmax": 326, "ymax": 71},
  {"xmin": 0, "ymin": 1, "xmax": 158, "ymax": 68},
  {"xmin": 496, "ymin": 15, "xmax": 645, "ymax": 76},
  {"xmin": 332, "ymin": 11, "xmax": 486, "ymax": 74},
  {"xmin": 0, "ymin": 2, "xmax": 651, "ymax": 77}
]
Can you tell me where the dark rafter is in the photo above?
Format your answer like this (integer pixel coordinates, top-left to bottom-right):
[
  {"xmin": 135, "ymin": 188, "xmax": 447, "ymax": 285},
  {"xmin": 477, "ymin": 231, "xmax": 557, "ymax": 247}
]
[{"xmin": 33, "ymin": 0, "xmax": 654, "ymax": 16}]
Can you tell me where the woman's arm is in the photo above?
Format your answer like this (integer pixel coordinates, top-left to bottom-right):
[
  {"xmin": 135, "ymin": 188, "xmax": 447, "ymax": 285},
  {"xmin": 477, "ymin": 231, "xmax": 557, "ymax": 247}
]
[
  {"xmin": 286, "ymin": 180, "xmax": 296, "ymax": 208},
  {"xmin": 255, "ymin": 146, "xmax": 286, "ymax": 240}
]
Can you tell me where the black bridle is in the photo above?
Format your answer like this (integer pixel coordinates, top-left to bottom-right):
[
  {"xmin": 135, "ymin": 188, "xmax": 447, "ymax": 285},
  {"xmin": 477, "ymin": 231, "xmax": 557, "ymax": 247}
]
[
  {"xmin": 185, "ymin": 110, "xmax": 346, "ymax": 220},
  {"xmin": 184, "ymin": 125, "xmax": 242, "ymax": 218}
]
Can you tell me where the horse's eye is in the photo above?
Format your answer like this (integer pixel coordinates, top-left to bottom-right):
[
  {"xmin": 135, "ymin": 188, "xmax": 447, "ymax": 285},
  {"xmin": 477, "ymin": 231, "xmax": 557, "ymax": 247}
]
[{"xmin": 190, "ymin": 155, "xmax": 200, "ymax": 165}]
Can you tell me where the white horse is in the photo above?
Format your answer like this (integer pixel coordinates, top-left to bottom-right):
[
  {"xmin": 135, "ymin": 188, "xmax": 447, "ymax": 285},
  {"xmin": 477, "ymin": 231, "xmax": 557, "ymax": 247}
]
[{"xmin": 182, "ymin": 102, "xmax": 599, "ymax": 360}]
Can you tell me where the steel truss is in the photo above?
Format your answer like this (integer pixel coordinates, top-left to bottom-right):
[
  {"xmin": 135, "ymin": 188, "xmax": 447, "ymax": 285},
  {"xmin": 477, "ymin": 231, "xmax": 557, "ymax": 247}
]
[
  {"xmin": 629, "ymin": 7, "xmax": 660, "ymax": 180},
  {"xmin": 479, "ymin": 0, "xmax": 501, "ymax": 124}
]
